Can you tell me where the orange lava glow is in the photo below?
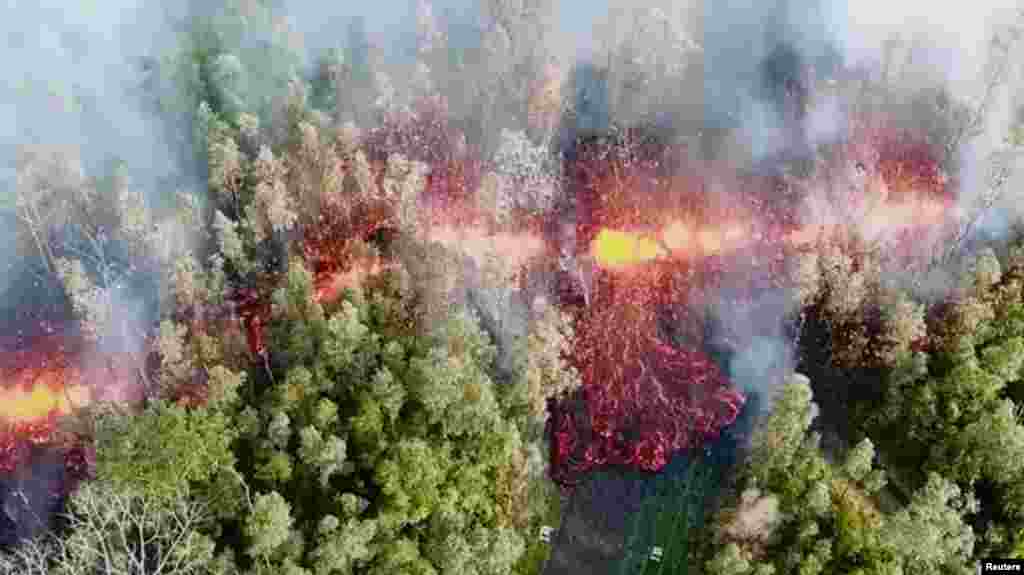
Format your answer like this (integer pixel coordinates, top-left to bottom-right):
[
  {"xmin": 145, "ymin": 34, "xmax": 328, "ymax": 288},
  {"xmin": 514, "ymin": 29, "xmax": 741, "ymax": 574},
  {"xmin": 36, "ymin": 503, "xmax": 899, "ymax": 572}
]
[
  {"xmin": 590, "ymin": 228, "xmax": 666, "ymax": 269},
  {"xmin": 785, "ymin": 194, "xmax": 954, "ymax": 248},
  {"xmin": 425, "ymin": 225, "xmax": 546, "ymax": 271},
  {"xmin": 314, "ymin": 256, "xmax": 396, "ymax": 305},
  {"xmin": 590, "ymin": 191, "xmax": 953, "ymax": 270},
  {"xmin": 695, "ymin": 222, "xmax": 748, "ymax": 255},
  {"xmin": 592, "ymin": 219, "xmax": 755, "ymax": 269},
  {"xmin": 0, "ymin": 379, "xmax": 91, "ymax": 422},
  {"xmin": 0, "ymin": 330, "xmax": 146, "ymax": 427},
  {"xmin": 0, "ymin": 333, "xmax": 83, "ymax": 424},
  {"xmin": 862, "ymin": 195, "xmax": 952, "ymax": 236},
  {"xmin": 661, "ymin": 220, "xmax": 690, "ymax": 252}
]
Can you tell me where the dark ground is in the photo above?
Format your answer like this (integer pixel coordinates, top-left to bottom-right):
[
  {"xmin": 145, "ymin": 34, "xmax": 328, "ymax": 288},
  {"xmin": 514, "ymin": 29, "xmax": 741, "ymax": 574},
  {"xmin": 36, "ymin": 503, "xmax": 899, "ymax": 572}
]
[{"xmin": 542, "ymin": 390, "xmax": 761, "ymax": 575}]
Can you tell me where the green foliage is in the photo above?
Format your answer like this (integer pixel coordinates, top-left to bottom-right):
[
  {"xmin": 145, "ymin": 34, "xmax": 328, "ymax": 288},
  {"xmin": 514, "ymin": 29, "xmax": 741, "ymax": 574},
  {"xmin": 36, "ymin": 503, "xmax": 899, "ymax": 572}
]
[
  {"xmin": 843, "ymin": 438, "xmax": 886, "ymax": 493},
  {"xmin": 206, "ymin": 364, "xmax": 246, "ymax": 411},
  {"xmin": 8, "ymin": 6, "xmax": 573, "ymax": 575},
  {"xmin": 787, "ymin": 239, "xmax": 1024, "ymax": 562},
  {"xmin": 323, "ymin": 299, "xmax": 379, "ymax": 380},
  {"xmin": 366, "ymin": 367, "xmax": 407, "ymax": 424},
  {"xmin": 746, "ymin": 374, "xmax": 817, "ymax": 494},
  {"xmin": 246, "ymin": 491, "xmax": 295, "ymax": 560},
  {"xmin": 94, "ymin": 401, "xmax": 237, "ymax": 502},
  {"xmin": 706, "ymin": 543, "xmax": 752, "ymax": 575},
  {"xmin": 947, "ymin": 399, "xmax": 1024, "ymax": 484},
  {"xmin": 376, "ymin": 438, "xmax": 451, "ymax": 525},
  {"xmin": 309, "ymin": 516, "xmax": 378, "ymax": 574},
  {"xmin": 834, "ymin": 246, "xmax": 1024, "ymax": 555},
  {"xmin": 32, "ymin": 3, "xmax": 1024, "ymax": 573},
  {"xmin": 970, "ymin": 247, "xmax": 1003, "ymax": 293},
  {"xmin": 311, "ymin": 397, "xmax": 340, "ymax": 430},
  {"xmin": 268, "ymin": 259, "xmax": 328, "ymax": 365},
  {"xmin": 882, "ymin": 473, "xmax": 976, "ymax": 573},
  {"xmin": 255, "ymin": 450, "xmax": 295, "ymax": 485},
  {"xmin": 422, "ymin": 525, "xmax": 525, "ymax": 575},
  {"xmin": 214, "ymin": 208, "xmax": 252, "ymax": 274},
  {"xmin": 704, "ymin": 368, "xmax": 971, "ymax": 574},
  {"xmin": 207, "ymin": 114, "xmax": 244, "ymax": 208},
  {"xmin": 146, "ymin": 0, "xmax": 304, "ymax": 156},
  {"xmin": 876, "ymin": 290, "xmax": 927, "ymax": 365},
  {"xmin": 297, "ymin": 425, "xmax": 349, "ymax": 487},
  {"xmin": 214, "ymin": 267, "xmax": 543, "ymax": 572},
  {"xmin": 267, "ymin": 411, "xmax": 293, "ymax": 449}
]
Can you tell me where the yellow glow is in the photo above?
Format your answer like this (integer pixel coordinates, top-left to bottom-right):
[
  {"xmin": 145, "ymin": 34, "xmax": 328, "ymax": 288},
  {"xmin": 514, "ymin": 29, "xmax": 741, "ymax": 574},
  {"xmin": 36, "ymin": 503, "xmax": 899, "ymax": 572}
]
[
  {"xmin": 591, "ymin": 229, "xmax": 666, "ymax": 268},
  {"xmin": 0, "ymin": 382, "xmax": 90, "ymax": 422}
]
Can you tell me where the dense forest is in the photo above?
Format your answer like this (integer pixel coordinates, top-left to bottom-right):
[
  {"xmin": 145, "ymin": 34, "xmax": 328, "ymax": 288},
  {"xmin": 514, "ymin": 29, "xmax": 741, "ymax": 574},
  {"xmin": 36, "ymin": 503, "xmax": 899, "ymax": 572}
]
[{"xmin": 3, "ymin": 1, "xmax": 1024, "ymax": 574}]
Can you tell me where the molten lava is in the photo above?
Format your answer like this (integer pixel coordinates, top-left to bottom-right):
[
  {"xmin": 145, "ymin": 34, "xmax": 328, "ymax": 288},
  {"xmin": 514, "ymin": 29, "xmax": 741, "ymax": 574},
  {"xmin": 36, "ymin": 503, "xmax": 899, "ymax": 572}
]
[
  {"xmin": 0, "ymin": 108, "xmax": 958, "ymax": 495},
  {"xmin": 425, "ymin": 225, "xmax": 546, "ymax": 272},
  {"xmin": 588, "ymin": 189, "xmax": 954, "ymax": 272},
  {"xmin": 0, "ymin": 328, "xmax": 141, "ymax": 479},
  {"xmin": 0, "ymin": 332, "xmax": 88, "ymax": 423},
  {"xmin": 313, "ymin": 255, "xmax": 396, "ymax": 305},
  {"xmin": 544, "ymin": 117, "xmax": 962, "ymax": 488},
  {"xmin": 590, "ymin": 228, "xmax": 666, "ymax": 269},
  {"xmin": 0, "ymin": 383, "xmax": 90, "ymax": 422}
]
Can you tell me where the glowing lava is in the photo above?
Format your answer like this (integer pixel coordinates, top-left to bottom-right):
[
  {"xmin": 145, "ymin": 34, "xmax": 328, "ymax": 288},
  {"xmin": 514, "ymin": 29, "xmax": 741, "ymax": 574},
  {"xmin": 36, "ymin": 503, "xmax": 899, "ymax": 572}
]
[
  {"xmin": 0, "ymin": 382, "xmax": 90, "ymax": 422},
  {"xmin": 0, "ymin": 330, "xmax": 146, "ymax": 425},
  {"xmin": 661, "ymin": 220, "xmax": 690, "ymax": 252},
  {"xmin": 0, "ymin": 329, "xmax": 132, "ymax": 476},
  {"xmin": 696, "ymin": 222, "xmax": 748, "ymax": 255},
  {"xmin": 588, "ymin": 192, "xmax": 953, "ymax": 272},
  {"xmin": 425, "ymin": 225, "xmax": 546, "ymax": 271},
  {"xmin": 314, "ymin": 256, "xmax": 395, "ymax": 305},
  {"xmin": 591, "ymin": 228, "xmax": 666, "ymax": 269},
  {"xmin": 785, "ymin": 194, "xmax": 954, "ymax": 249},
  {"xmin": 0, "ymin": 332, "xmax": 85, "ymax": 424}
]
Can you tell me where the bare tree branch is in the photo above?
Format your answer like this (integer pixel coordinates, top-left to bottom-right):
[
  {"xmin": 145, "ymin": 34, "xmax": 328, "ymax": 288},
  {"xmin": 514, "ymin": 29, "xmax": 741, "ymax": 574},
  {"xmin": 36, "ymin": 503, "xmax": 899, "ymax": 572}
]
[{"xmin": 0, "ymin": 482, "xmax": 214, "ymax": 575}]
